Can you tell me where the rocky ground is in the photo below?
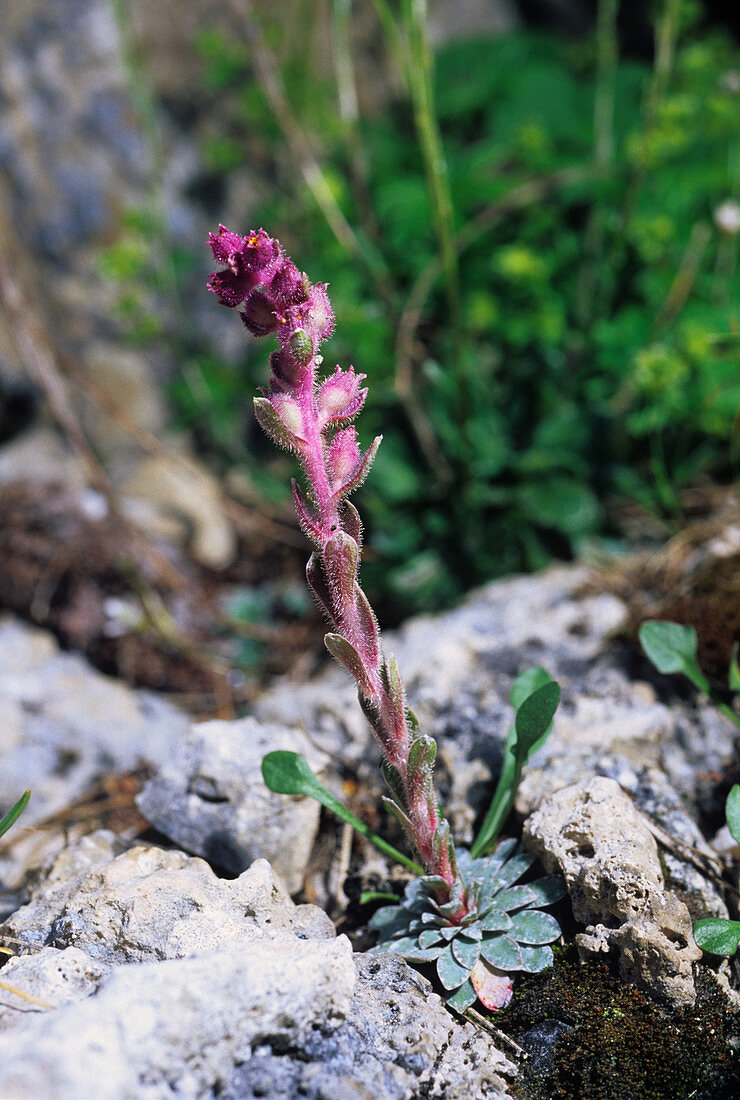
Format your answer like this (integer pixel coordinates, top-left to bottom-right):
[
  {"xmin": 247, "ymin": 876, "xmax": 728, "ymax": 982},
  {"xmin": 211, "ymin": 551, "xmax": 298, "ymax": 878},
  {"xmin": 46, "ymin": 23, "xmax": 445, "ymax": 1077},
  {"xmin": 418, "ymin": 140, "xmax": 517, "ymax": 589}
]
[{"xmin": 0, "ymin": 536, "xmax": 738, "ymax": 1098}]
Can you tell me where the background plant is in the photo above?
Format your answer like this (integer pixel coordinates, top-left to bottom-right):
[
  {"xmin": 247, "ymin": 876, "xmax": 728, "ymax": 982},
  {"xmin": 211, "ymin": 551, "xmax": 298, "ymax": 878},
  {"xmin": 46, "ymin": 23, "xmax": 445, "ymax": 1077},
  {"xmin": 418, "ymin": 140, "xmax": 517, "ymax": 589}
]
[
  {"xmin": 148, "ymin": 0, "xmax": 740, "ymax": 620},
  {"xmin": 640, "ymin": 620, "xmax": 740, "ymax": 958}
]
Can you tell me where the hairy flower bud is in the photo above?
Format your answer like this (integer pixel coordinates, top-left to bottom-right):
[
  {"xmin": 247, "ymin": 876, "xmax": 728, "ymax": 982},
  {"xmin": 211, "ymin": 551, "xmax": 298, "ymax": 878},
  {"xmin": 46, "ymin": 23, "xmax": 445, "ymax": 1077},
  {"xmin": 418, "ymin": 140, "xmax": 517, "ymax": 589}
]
[
  {"xmin": 327, "ymin": 427, "xmax": 361, "ymax": 487},
  {"xmin": 317, "ymin": 367, "xmax": 368, "ymax": 426},
  {"xmin": 289, "ymin": 328, "xmax": 314, "ymax": 366},
  {"xmin": 241, "ymin": 289, "xmax": 278, "ymax": 336}
]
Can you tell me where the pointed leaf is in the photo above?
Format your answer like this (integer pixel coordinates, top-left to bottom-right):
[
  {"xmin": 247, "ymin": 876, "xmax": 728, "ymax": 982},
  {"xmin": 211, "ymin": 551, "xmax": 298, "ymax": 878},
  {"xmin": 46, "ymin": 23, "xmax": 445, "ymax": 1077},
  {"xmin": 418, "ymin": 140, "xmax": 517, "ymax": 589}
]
[
  {"xmin": 437, "ymin": 944, "xmax": 472, "ymax": 990},
  {"xmin": 306, "ymin": 554, "xmax": 335, "ymax": 624},
  {"xmin": 726, "ymin": 785, "xmax": 740, "ymax": 844},
  {"xmin": 381, "ymin": 760, "xmax": 407, "ymax": 806},
  {"xmin": 339, "ymin": 499, "xmax": 363, "ymax": 544},
  {"xmin": 324, "ymin": 633, "xmax": 373, "ymax": 696},
  {"xmin": 354, "ymin": 585, "xmax": 380, "ymax": 667},
  {"xmin": 330, "ymin": 434, "xmax": 382, "ymax": 503},
  {"xmin": 639, "ymin": 621, "xmax": 710, "ymax": 694},
  {"xmin": 291, "ymin": 480, "xmax": 321, "ymax": 543},
  {"xmin": 508, "ymin": 909, "xmax": 561, "ymax": 945},
  {"xmin": 0, "ymin": 791, "xmax": 30, "ymax": 840},
  {"xmin": 480, "ymin": 934, "xmax": 522, "ymax": 970},
  {"xmin": 452, "ymin": 935, "xmax": 481, "ymax": 970},
  {"xmin": 519, "ymin": 944, "xmax": 554, "ymax": 972},
  {"xmin": 323, "ymin": 531, "xmax": 359, "ymax": 607},
  {"xmin": 253, "ymin": 396, "xmax": 303, "ymax": 452},
  {"xmin": 440, "ymin": 925, "xmax": 461, "ymax": 940},
  {"xmin": 693, "ymin": 918, "xmax": 740, "ymax": 956},
  {"xmin": 470, "ymin": 959, "xmax": 514, "ymax": 1010},
  {"xmin": 446, "ymin": 978, "xmax": 477, "ymax": 1012}
]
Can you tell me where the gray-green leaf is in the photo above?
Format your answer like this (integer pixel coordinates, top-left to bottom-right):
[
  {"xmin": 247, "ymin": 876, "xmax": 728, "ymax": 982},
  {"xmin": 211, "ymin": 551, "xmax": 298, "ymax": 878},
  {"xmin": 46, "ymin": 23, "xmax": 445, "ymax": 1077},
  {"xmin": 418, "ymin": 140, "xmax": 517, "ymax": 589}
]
[
  {"xmin": 437, "ymin": 944, "xmax": 472, "ymax": 989},
  {"xmin": 481, "ymin": 934, "xmax": 522, "ymax": 970},
  {"xmin": 508, "ymin": 909, "xmax": 561, "ymax": 945}
]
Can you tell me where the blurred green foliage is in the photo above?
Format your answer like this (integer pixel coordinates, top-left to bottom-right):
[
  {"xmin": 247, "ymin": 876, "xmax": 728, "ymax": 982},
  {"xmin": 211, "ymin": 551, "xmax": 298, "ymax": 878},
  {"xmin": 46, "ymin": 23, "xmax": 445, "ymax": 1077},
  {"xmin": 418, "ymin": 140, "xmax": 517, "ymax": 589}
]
[{"xmin": 103, "ymin": 4, "xmax": 740, "ymax": 620}]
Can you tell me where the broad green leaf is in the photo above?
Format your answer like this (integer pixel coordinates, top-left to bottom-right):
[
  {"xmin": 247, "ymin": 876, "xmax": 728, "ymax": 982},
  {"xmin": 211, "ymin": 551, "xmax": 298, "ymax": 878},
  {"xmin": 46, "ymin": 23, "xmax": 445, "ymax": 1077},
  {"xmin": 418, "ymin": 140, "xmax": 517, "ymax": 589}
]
[
  {"xmin": 638, "ymin": 621, "xmax": 710, "ymax": 694},
  {"xmin": 515, "ymin": 681, "xmax": 562, "ymax": 756},
  {"xmin": 0, "ymin": 791, "xmax": 30, "ymax": 840},
  {"xmin": 730, "ymin": 644, "xmax": 740, "ymax": 693},
  {"xmin": 508, "ymin": 909, "xmax": 561, "ymax": 945},
  {"xmin": 693, "ymin": 918, "xmax": 740, "ymax": 956},
  {"xmin": 726, "ymin": 785, "xmax": 740, "ymax": 844},
  {"xmin": 262, "ymin": 752, "xmax": 423, "ymax": 874},
  {"xmin": 509, "ymin": 666, "xmax": 555, "ymax": 710}
]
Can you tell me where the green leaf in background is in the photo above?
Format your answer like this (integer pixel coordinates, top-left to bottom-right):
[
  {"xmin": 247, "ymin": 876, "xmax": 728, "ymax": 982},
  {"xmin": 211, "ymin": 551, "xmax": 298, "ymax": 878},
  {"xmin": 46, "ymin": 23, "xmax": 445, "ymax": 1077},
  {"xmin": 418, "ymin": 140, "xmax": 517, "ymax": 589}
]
[
  {"xmin": 514, "ymin": 680, "xmax": 561, "ymax": 756},
  {"xmin": 726, "ymin": 785, "xmax": 740, "ymax": 845},
  {"xmin": 693, "ymin": 917, "xmax": 740, "ymax": 956},
  {"xmin": 729, "ymin": 643, "xmax": 740, "ymax": 693},
  {"xmin": 0, "ymin": 790, "xmax": 30, "ymax": 841},
  {"xmin": 638, "ymin": 621, "xmax": 710, "ymax": 694},
  {"xmin": 471, "ymin": 671, "xmax": 560, "ymax": 858},
  {"xmin": 261, "ymin": 751, "xmax": 423, "ymax": 874}
]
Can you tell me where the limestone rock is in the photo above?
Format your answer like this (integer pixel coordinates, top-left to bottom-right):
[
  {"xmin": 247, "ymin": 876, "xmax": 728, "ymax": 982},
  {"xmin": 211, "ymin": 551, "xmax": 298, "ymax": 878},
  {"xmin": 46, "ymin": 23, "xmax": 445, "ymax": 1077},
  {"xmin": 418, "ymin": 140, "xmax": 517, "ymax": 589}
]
[
  {"xmin": 136, "ymin": 716, "xmax": 328, "ymax": 893},
  {"xmin": 0, "ymin": 938, "xmax": 356, "ymax": 1100},
  {"xmin": 220, "ymin": 954, "xmax": 515, "ymax": 1100},
  {"xmin": 0, "ymin": 947, "xmax": 104, "ymax": 1032},
  {"xmin": 4, "ymin": 841, "xmax": 334, "ymax": 967},
  {"xmin": 523, "ymin": 777, "xmax": 701, "ymax": 1005}
]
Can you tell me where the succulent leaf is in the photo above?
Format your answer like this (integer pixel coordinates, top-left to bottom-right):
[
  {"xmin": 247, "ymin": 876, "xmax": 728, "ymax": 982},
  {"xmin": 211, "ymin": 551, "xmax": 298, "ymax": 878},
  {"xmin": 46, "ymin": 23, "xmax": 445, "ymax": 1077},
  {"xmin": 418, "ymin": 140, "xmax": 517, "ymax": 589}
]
[
  {"xmin": 480, "ymin": 934, "xmax": 523, "ymax": 970},
  {"xmin": 508, "ymin": 909, "xmax": 561, "ymax": 945},
  {"xmin": 452, "ymin": 935, "xmax": 481, "ymax": 970},
  {"xmin": 437, "ymin": 944, "xmax": 472, "ymax": 990}
]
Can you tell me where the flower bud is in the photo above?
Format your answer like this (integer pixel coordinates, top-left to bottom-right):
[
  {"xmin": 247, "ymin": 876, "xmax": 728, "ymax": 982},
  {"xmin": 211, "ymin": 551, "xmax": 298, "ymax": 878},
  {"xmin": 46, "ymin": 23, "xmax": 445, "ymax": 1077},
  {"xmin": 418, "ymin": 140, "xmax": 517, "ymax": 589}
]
[
  {"xmin": 308, "ymin": 283, "xmax": 335, "ymax": 342},
  {"xmin": 270, "ymin": 261, "xmax": 309, "ymax": 308},
  {"xmin": 241, "ymin": 289, "xmax": 278, "ymax": 336},
  {"xmin": 270, "ymin": 348, "xmax": 302, "ymax": 388},
  {"xmin": 327, "ymin": 427, "xmax": 361, "ymax": 486},
  {"xmin": 289, "ymin": 328, "xmax": 314, "ymax": 366},
  {"xmin": 317, "ymin": 366, "xmax": 367, "ymax": 425}
]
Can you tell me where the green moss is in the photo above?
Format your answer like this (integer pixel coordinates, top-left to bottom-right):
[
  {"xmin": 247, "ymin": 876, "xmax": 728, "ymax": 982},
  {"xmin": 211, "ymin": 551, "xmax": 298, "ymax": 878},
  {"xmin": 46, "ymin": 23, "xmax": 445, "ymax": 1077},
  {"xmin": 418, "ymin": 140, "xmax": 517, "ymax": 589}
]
[{"xmin": 499, "ymin": 948, "xmax": 740, "ymax": 1100}]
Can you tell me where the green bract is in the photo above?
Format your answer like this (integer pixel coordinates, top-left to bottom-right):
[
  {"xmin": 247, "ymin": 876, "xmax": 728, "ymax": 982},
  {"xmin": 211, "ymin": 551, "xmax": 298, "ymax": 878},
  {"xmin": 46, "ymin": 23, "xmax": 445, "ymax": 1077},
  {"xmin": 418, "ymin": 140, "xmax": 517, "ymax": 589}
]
[{"xmin": 369, "ymin": 840, "xmax": 565, "ymax": 1012}]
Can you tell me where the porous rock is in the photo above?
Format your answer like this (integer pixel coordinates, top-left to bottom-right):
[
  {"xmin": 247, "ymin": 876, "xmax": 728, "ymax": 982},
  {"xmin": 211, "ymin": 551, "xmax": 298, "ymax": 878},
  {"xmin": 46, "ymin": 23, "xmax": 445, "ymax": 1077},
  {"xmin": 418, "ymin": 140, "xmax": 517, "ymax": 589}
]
[
  {"xmin": 3, "ymin": 838, "xmax": 334, "ymax": 967},
  {"xmin": 0, "ymin": 614, "xmax": 189, "ymax": 896},
  {"xmin": 221, "ymin": 954, "xmax": 515, "ymax": 1100},
  {"xmin": 523, "ymin": 777, "xmax": 701, "ymax": 1005},
  {"xmin": 136, "ymin": 716, "xmax": 328, "ymax": 893},
  {"xmin": 0, "ymin": 938, "xmax": 356, "ymax": 1100},
  {"xmin": 0, "ymin": 946, "xmax": 104, "ymax": 1032}
]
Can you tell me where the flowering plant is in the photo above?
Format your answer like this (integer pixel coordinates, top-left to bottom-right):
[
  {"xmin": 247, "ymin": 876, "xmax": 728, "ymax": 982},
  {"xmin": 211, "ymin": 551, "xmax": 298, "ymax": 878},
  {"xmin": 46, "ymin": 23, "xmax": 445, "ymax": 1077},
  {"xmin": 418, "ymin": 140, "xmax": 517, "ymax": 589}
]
[{"xmin": 208, "ymin": 225, "xmax": 565, "ymax": 1011}]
